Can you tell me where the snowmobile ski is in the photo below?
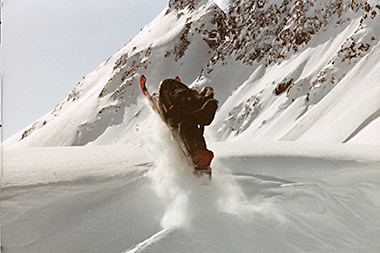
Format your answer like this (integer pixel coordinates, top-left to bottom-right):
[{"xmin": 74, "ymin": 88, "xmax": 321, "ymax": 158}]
[{"xmin": 140, "ymin": 75, "xmax": 212, "ymax": 179}]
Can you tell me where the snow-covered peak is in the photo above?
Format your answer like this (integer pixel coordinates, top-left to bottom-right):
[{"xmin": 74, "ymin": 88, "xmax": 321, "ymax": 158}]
[
  {"xmin": 5, "ymin": 0, "xmax": 380, "ymax": 147},
  {"xmin": 5, "ymin": 1, "xmax": 223, "ymax": 147}
]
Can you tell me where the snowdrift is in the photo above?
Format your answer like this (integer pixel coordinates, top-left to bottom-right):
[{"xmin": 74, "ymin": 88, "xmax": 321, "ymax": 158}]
[{"xmin": 3, "ymin": 139, "xmax": 380, "ymax": 252}]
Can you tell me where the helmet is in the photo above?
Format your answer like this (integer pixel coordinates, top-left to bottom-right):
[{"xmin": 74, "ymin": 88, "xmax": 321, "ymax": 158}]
[{"xmin": 200, "ymin": 86, "xmax": 214, "ymax": 98}]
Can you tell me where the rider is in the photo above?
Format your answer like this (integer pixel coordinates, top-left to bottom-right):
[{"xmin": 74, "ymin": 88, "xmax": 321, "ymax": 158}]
[{"xmin": 159, "ymin": 77, "xmax": 218, "ymax": 168}]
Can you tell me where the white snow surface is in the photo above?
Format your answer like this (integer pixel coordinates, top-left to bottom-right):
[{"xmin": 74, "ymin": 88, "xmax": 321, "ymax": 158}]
[
  {"xmin": 2, "ymin": 116, "xmax": 380, "ymax": 252},
  {"xmin": 2, "ymin": 0, "xmax": 380, "ymax": 252}
]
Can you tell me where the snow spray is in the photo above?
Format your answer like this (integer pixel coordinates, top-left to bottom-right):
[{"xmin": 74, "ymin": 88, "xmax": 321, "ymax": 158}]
[
  {"xmin": 143, "ymin": 98, "xmax": 281, "ymax": 229},
  {"xmin": 146, "ymin": 108, "xmax": 199, "ymax": 229},
  {"xmin": 143, "ymin": 114, "xmax": 219, "ymax": 225}
]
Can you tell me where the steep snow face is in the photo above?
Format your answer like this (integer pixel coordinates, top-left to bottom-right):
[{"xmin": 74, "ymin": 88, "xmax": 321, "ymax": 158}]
[
  {"xmin": 209, "ymin": 0, "xmax": 380, "ymax": 144},
  {"xmin": 5, "ymin": 0, "xmax": 380, "ymax": 147}
]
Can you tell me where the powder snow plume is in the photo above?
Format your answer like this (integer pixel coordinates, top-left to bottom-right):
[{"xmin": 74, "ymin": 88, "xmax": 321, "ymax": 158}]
[
  {"xmin": 146, "ymin": 102, "xmax": 216, "ymax": 229},
  {"xmin": 145, "ymin": 100, "xmax": 286, "ymax": 231}
]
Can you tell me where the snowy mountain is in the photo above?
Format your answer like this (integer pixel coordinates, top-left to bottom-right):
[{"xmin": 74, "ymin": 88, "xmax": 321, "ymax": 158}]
[
  {"xmin": 3, "ymin": 1, "xmax": 380, "ymax": 253},
  {"xmin": 5, "ymin": 0, "xmax": 380, "ymax": 147}
]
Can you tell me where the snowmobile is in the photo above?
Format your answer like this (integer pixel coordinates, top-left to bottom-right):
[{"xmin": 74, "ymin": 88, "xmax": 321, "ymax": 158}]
[{"xmin": 140, "ymin": 75, "xmax": 218, "ymax": 178}]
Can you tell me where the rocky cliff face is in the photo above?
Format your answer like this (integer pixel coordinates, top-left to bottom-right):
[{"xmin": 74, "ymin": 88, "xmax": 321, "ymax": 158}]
[
  {"xmin": 207, "ymin": 0, "xmax": 380, "ymax": 141},
  {"xmin": 216, "ymin": 0, "xmax": 373, "ymax": 64}
]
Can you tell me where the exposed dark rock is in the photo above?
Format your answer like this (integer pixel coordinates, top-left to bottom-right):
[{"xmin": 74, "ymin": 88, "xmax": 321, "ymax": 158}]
[
  {"xmin": 167, "ymin": 0, "xmax": 203, "ymax": 15},
  {"xmin": 274, "ymin": 78, "xmax": 294, "ymax": 96}
]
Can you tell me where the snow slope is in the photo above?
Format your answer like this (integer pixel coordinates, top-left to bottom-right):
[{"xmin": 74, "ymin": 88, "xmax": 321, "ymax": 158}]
[{"xmin": 4, "ymin": 0, "xmax": 223, "ymax": 148}]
